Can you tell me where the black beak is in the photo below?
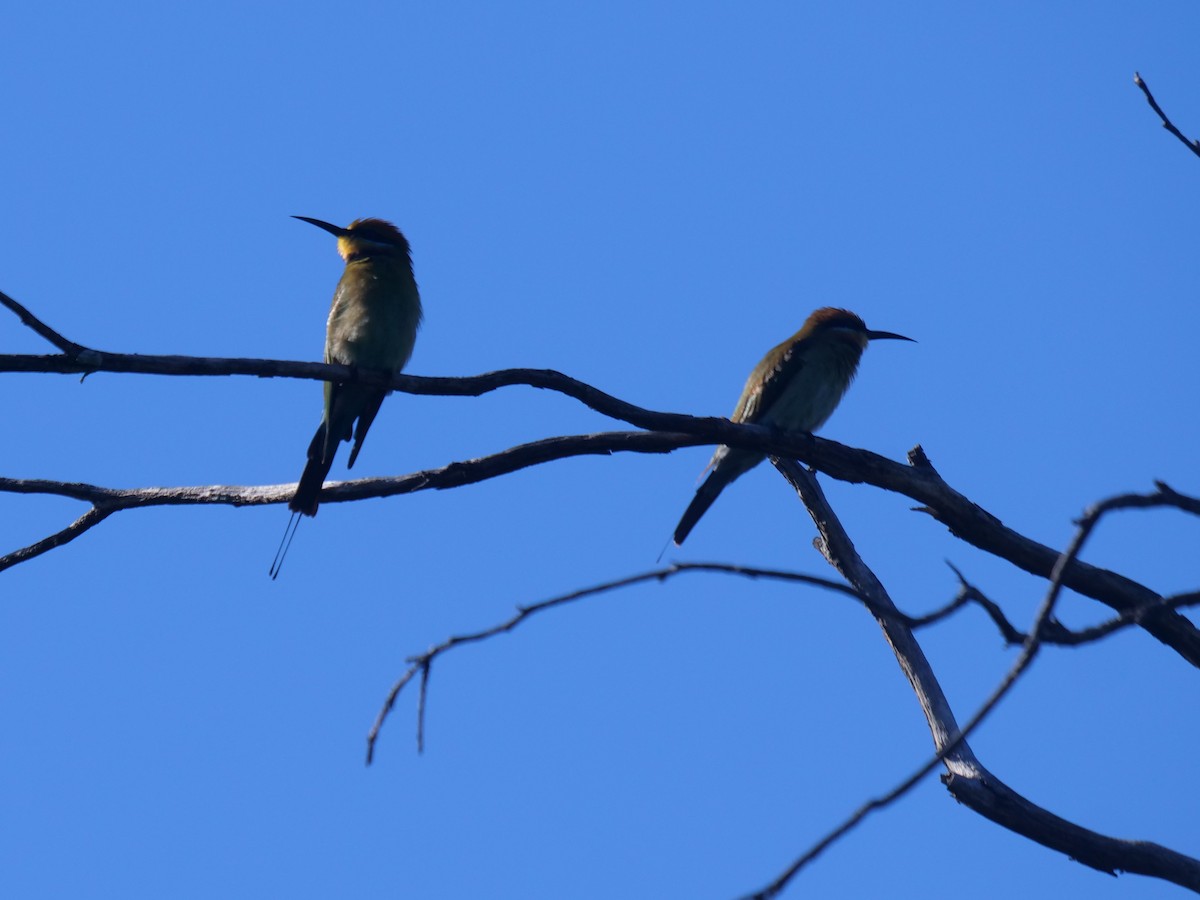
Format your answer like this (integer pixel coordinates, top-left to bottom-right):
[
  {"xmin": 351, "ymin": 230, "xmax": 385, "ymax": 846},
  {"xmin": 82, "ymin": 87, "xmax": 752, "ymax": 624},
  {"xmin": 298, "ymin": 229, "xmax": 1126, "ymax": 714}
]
[
  {"xmin": 292, "ymin": 216, "xmax": 350, "ymax": 238},
  {"xmin": 865, "ymin": 329, "xmax": 916, "ymax": 343}
]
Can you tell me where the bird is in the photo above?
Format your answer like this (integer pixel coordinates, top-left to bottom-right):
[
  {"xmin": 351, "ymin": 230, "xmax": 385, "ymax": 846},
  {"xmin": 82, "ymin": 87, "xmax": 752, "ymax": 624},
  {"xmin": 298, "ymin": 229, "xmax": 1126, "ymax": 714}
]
[
  {"xmin": 270, "ymin": 216, "xmax": 422, "ymax": 578},
  {"xmin": 670, "ymin": 307, "xmax": 913, "ymax": 547}
]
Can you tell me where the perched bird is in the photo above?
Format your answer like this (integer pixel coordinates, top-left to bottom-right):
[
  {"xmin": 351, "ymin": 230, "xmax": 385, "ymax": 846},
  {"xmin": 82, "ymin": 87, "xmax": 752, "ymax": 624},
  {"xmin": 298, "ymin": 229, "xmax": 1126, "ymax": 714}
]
[
  {"xmin": 670, "ymin": 307, "xmax": 913, "ymax": 547},
  {"xmin": 271, "ymin": 216, "xmax": 421, "ymax": 578}
]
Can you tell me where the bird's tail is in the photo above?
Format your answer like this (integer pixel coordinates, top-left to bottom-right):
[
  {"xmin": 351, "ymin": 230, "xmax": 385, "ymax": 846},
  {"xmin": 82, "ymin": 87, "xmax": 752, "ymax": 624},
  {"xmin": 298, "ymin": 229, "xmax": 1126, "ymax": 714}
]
[
  {"xmin": 289, "ymin": 423, "xmax": 336, "ymax": 517},
  {"xmin": 672, "ymin": 469, "xmax": 731, "ymax": 547},
  {"xmin": 671, "ymin": 448, "xmax": 762, "ymax": 547},
  {"xmin": 270, "ymin": 423, "xmax": 334, "ymax": 579},
  {"xmin": 346, "ymin": 392, "xmax": 385, "ymax": 469}
]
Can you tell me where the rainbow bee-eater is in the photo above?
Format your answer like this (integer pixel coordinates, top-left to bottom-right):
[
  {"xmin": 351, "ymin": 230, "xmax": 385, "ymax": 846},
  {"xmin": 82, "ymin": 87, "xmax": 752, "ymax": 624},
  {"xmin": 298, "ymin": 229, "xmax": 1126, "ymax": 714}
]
[
  {"xmin": 671, "ymin": 307, "xmax": 913, "ymax": 547},
  {"xmin": 271, "ymin": 216, "xmax": 421, "ymax": 578}
]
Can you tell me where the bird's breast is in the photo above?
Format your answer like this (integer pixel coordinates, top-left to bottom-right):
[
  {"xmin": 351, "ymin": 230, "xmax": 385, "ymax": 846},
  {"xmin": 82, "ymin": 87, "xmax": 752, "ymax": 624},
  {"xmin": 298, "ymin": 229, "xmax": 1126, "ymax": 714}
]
[
  {"xmin": 325, "ymin": 260, "xmax": 422, "ymax": 371},
  {"xmin": 759, "ymin": 343, "xmax": 859, "ymax": 433}
]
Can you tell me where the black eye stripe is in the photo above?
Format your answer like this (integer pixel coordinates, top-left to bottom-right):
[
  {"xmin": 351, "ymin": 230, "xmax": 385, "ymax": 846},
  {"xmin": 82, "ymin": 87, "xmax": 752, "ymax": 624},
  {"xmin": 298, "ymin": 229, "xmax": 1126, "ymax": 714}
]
[
  {"xmin": 823, "ymin": 320, "xmax": 865, "ymax": 333},
  {"xmin": 349, "ymin": 232, "xmax": 407, "ymax": 249}
]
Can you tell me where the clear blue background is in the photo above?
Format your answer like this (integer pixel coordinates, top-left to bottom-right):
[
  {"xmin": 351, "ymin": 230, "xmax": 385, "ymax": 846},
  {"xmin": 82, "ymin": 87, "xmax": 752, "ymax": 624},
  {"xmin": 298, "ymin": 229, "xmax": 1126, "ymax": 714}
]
[{"xmin": 2, "ymin": 3, "xmax": 1198, "ymax": 898}]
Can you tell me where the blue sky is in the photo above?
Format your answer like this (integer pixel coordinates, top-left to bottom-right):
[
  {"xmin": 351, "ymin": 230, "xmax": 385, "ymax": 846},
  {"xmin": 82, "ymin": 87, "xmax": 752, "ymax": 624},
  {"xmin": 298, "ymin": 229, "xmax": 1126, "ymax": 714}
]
[{"xmin": 2, "ymin": 2, "xmax": 1198, "ymax": 898}]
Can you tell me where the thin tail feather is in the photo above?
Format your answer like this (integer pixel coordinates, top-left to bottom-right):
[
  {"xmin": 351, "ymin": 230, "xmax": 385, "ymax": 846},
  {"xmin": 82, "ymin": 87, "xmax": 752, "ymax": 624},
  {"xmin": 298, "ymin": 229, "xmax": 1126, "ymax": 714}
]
[
  {"xmin": 271, "ymin": 422, "xmax": 333, "ymax": 579},
  {"xmin": 269, "ymin": 511, "xmax": 303, "ymax": 580}
]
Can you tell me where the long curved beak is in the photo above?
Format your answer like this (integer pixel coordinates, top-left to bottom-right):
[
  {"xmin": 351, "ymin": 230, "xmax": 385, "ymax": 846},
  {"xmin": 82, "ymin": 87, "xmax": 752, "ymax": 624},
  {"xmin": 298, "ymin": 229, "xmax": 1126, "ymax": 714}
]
[
  {"xmin": 292, "ymin": 215, "xmax": 350, "ymax": 238},
  {"xmin": 865, "ymin": 329, "xmax": 916, "ymax": 343}
]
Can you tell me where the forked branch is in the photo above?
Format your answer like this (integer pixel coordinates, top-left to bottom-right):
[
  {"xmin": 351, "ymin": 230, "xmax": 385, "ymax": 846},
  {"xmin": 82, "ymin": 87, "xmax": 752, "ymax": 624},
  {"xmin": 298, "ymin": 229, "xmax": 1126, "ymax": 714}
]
[
  {"xmin": 747, "ymin": 463, "xmax": 1200, "ymax": 897},
  {"xmin": 2, "ymin": 289, "xmax": 1199, "ymax": 668}
]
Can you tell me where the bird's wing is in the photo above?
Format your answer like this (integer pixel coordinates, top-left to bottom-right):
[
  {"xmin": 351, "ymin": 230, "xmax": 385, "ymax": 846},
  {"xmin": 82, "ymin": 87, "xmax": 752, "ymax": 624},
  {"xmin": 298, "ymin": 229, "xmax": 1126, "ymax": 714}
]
[{"xmin": 732, "ymin": 337, "xmax": 807, "ymax": 424}]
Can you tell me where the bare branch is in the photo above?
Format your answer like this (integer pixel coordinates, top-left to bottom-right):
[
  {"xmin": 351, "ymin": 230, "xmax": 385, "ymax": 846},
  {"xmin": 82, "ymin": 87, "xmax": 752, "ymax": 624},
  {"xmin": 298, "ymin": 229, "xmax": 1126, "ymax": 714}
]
[
  {"xmin": 942, "ymin": 563, "xmax": 1030, "ymax": 643},
  {"xmin": 0, "ymin": 432, "xmax": 704, "ymax": 510},
  {"xmin": 366, "ymin": 562, "xmax": 866, "ymax": 762},
  {"xmin": 360, "ymin": 535, "xmax": 1199, "ymax": 891},
  {"xmin": 902, "ymin": 450, "xmax": 1200, "ymax": 667},
  {"xmin": 1134, "ymin": 72, "xmax": 1200, "ymax": 159},
  {"xmin": 367, "ymin": 553, "xmax": 1200, "ymax": 766},
  {"xmin": 940, "ymin": 487, "xmax": 1200, "ymax": 890},
  {"xmin": 747, "ymin": 462, "xmax": 1200, "ymax": 897},
  {"xmin": 357, "ymin": 512, "xmax": 1200, "ymax": 894},
  {"xmin": 0, "ymin": 289, "xmax": 85, "ymax": 355},
  {"xmin": 3, "ymin": 428, "xmax": 1199, "ymax": 671},
  {"xmin": 945, "ymin": 563, "xmax": 1200, "ymax": 647},
  {"xmin": 0, "ymin": 433, "xmax": 704, "ymax": 572},
  {"xmin": 1, "ymin": 291, "xmax": 1197, "ymax": 664},
  {"xmin": 746, "ymin": 461, "xmax": 986, "ymax": 897},
  {"xmin": 942, "ymin": 562, "xmax": 1200, "ymax": 648},
  {"xmin": 0, "ymin": 507, "xmax": 114, "ymax": 572},
  {"xmin": 778, "ymin": 460, "xmax": 973, "ymax": 750},
  {"xmin": 1167, "ymin": 591, "xmax": 1200, "ymax": 611}
]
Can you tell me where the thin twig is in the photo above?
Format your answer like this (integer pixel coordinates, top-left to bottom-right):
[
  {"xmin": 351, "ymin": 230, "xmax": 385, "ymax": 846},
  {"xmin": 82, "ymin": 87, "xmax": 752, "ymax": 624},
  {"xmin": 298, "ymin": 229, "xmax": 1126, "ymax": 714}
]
[
  {"xmin": 0, "ymin": 289, "xmax": 85, "ymax": 355},
  {"xmin": 943, "ymin": 563, "xmax": 1200, "ymax": 647},
  {"xmin": 942, "ymin": 563, "xmax": 1028, "ymax": 643},
  {"xmin": 369, "ymin": 553, "xmax": 1200, "ymax": 766},
  {"xmin": 366, "ymin": 563, "xmax": 867, "ymax": 762},
  {"xmin": 1134, "ymin": 72, "xmax": 1200, "ymax": 158},
  {"xmin": 0, "ymin": 507, "xmax": 114, "ymax": 572}
]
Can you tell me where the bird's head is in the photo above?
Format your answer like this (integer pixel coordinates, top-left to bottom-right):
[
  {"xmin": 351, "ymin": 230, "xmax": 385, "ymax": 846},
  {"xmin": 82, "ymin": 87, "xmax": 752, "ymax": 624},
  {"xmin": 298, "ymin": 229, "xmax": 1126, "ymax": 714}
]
[
  {"xmin": 293, "ymin": 216, "xmax": 411, "ymax": 263},
  {"xmin": 800, "ymin": 307, "xmax": 914, "ymax": 351}
]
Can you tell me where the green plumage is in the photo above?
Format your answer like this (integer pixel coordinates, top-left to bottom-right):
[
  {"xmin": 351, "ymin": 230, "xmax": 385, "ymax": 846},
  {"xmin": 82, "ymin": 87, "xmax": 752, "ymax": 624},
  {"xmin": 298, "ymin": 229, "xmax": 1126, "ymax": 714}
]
[
  {"xmin": 288, "ymin": 217, "xmax": 422, "ymax": 517},
  {"xmin": 671, "ymin": 308, "xmax": 912, "ymax": 546}
]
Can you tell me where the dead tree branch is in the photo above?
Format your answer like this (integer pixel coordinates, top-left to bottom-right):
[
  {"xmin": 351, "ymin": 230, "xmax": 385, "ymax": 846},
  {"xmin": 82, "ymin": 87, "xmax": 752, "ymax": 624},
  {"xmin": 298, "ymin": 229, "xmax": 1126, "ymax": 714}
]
[
  {"xmin": 1134, "ymin": 72, "xmax": 1200, "ymax": 159},
  {"xmin": 4, "ymin": 290, "xmax": 1198, "ymax": 893},
  {"xmin": 367, "ymin": 559, "xmax": 1199, "ymax": 765},
  {"xmin": 10, "ymin": 291, "xmax": 1195, "ymax": 665},
  {"xmin": 367, "ymin": 562, "xmax": 864, "ymax": 761},
  {"xmin": 742, "ymin": 462, "xmax": 1200, "ymax": 897},
  {"xmin": 363, "ymin": 466, "xmax": 1200, "ymax": 896},
  {"xmin": 3, "ymin": 426, "xmax": 1197, "ymax": 669},
  {"xmin": 371, "ymin": 557, "xmax": 1176, "ymax": 763}
]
